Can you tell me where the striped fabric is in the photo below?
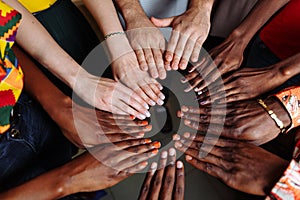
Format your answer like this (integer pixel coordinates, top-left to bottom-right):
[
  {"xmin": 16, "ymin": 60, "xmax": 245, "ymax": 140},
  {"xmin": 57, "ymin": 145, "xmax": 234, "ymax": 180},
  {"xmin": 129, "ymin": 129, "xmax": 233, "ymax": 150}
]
[{"xmin": 0, "ymin": 2, "xmax": 23, "ymax": 133}]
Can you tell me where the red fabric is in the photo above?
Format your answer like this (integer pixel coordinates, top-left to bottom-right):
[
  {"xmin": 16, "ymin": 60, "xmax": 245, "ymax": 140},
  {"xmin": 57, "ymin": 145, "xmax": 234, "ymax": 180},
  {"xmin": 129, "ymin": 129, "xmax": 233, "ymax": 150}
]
[
  {"xmin": 0, "ymin": 90, "xmax": 16, "ymax": 107},
  {"xmin": 260, "ymin": 0, "xmax": 300, "ymax": 60}
]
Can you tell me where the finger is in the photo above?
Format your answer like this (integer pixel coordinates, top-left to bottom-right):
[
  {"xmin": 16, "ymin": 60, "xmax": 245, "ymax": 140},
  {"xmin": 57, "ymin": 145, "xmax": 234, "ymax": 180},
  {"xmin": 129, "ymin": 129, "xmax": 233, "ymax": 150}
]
[
  {"xmin": 190, "ymin": 38, "xmax": 204, "ymax": 62},
  {"xmin": 144, "ymin": 48, "xmax": 158, "ymax": 78},
  {"xmin": 106, "ymin": 132, "xmax": 146, "ymax": 143},
  {"xmin": 138, "ymin": 162, "xmax": 158, "ymax": 200},
  {"xmin": 152, "ymin": 48, "xmax": 166, "ymax": 79},
  {"xmin": 150, "ymin": 16, "xmax": 175, "ymax": 27},
  {"xmin": 104, "ymin": 119, "xmax": 148, "ymax": 126},
  {"xmin": 139, "ymin": 83, "xmax": 162, "ymax": 106},
  {"xmin": 135, "ymin": 49, "xmax": 148, "ymax": 71},
  {"xmin": 159, "ymin": 148, "xmax": 176, "ymax": 200},
  {"xmin": 179, "ymin": 37, "xmax": 196, "ymax": 70},
  {"xmin": 184, "ymin": 75, "xmax": 203, "ymax": 92},
  {"xmin": 119, "ymin": 160, "xmax": 149, "ymax": 177},
  {"xmin": 173, "ymin": 35, "xmax": 189, "ymax": 70},
  {"xmin": 149, "ymin": 83, "xmax": 165, "ymax": 105},
  {"xmin": 166, "ymin": 30, "xmax": 180, "ymax": 65},
  {"xmin": 148, "ymin": 150, "xmax": 168, "ymax": 200},
  {"xmin": 173, "ymin": 161, "xmax": 185, "ymax": 200},
  {"xmin": 188, "ymin": 55, "xmax": 206, "ymax": 73},
  {"xmin": 116, "ymin": 100, "xmax": 147, "ymax": 120},
  {"xmin": 179, "ymin": 113, "xmax": 210, "ymax": 124},
  {"xmin": 114, "ymin": 124, "xmax": 152, "ymax": 134}
]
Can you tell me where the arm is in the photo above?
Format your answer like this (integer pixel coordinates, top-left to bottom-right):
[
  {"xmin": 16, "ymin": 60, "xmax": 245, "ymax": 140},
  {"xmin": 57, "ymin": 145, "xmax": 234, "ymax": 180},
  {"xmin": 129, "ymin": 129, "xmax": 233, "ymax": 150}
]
[{"xmin": 185, "ymin": 0, "xmax": 290, "ymax": 93}]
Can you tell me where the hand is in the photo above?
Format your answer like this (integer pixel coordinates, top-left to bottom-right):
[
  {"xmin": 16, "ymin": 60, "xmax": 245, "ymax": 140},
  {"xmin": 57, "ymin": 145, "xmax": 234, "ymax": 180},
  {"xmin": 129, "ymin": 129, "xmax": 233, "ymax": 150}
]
[
  {"xmin": 74, "ymin": 71, "xmax": 152, "ymax": 119},
  {"xmin": 138, "ymin": 148, "xmax": 185, "ymax": 200},
  {"xmin": 183, "ymin": 32, "xmax": 246, "ymax": 92},
  {"xmin": 151, "ymin": 6, "xmax": 211, "ymax": 70},
  {"xmin": 112, "ymin": 52, "xmax": 165, "ymax": 107},
  {"xmin": 193, "ymin": 65, "xmax": 284, "ymax": 105},
  {"xmin": 58, "ymin": 101, "xmax": 153, "ymax": 148},
  {"xmin": 178, "ymin": 97, "xmax": 291, "ymax": 145},
  {"xmin": 64, "ymin": 139, "xmax": 161, "ymax": 194},
  {"xmin": 173, "ymin": 134, "xmax": 289, "ymax": 196},
  {"xmin": 126, "ymin": 19, "xmax": 167, "ymax": 79}
]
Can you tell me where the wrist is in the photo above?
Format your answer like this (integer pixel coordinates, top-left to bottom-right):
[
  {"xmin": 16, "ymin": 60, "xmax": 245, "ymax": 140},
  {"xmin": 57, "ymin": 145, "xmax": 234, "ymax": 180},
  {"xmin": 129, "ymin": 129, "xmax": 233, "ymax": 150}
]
[
  {"xmin": 189, "ymin": 0, "xmax": 215, "ymax": 11},
  {"xmin": 105, "ymin": 34, "xmax": 133, "ymax": 61}
]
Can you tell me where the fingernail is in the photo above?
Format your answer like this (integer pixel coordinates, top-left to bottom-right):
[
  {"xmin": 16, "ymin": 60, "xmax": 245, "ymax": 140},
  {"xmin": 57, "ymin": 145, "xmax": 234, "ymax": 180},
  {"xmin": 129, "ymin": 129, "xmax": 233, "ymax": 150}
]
[
  {"xmin": 173, "ymin": 134, "xmax": 180, "ymax": 141},
  {"xmin": 144, "ymin": 138, "xmax": 152, "ymax": 144},
  {"xmin": 146, "ymin": 125, "xmax": 152, "ymax": 130},
  {"xmin": 200, "ymin": 100, "xmax": 208, "ymax": 105},
  {"xmin": 152, "ymin": 149, "xmax": 159, "ymax": 154},
  {"xmin": 159, "ymin": 93, "xmax": 165, "ymax": 100},
  {"xmin": 181, "ymin": 106, "xmax": 188, "ymax": 112},
  {"xmin": 177, "ymin": 161, "xmax": 183, "ymax": 169},
  {"xmin": 130, "ymin": 115, "xmax": 136, "ymax": 120},
  {"xmin": 152, "ymin": 141, "xmax": 161, "ymax": 148},
  {"xmin": 144, "ymin": 104, "xmax": 149, "ymax": 109},
  {"xmin": 184, "ymin": 120, "xmax": 191, "ymax": 125},
  {"xmin": 181, "ymin": 77, "xmax": 187, "ymax": 83},
  {"xmin": 145, "ymin": 111, "xmax": 151, "ymax": 118},
  {"xmin": 157, "ymin": 99, "xmax": 164, "ymax": 105},
  {"xmin": 139, "ymin": 114, "xmax": 146, "ymax": 120},
  {"xmin": 159, "ymin": 85, "xmax": 163, "ymax": 90},
  {"xmin": 137, "ymin": 132, "xmax": 145, "ymax": 138},
  {"xmin": 166, "ymin": 55, "xmax": 172, "ymax": 61},
  {"xmin": 183, "ymin": 132, "xmax": 190, "ymax": 138},
  {"xmin": 161, "ymin": 151, "xmax": 168, "ymax": 158},
  {"xmin": 151, "ymin": 162, "xmax": 158, "ymax": 170},
  {"xmin": 149, "ymin": 100, "xmax": 156, "ymax": 106},
  {"xmin": 177, "ymin": 111, "xmax": 183, "ymax": 118},
  {"xmin": 197, "ymin": 91, "xmax": 203, "ymax": 95},
  {"xmin": 169, "ymin": 148, "xmax": 176, "ymax": 156},
  {"xmin": 141, "ymin": 161, "xmax": 148, "ymax": 167},
  {"xmin": 172, "ymin": 63, "xmax": 178, "ymax": 70},
  {"xmin": 175, "ymin": 141, "xmax": 183, "ymax": 148},
  {"xmin": 186, "ymin": 155, "xmax": 193, "ymax": 161},
  {"xmin": 179, "ymin": 63, "xmax": 187, "ymax": 70}
]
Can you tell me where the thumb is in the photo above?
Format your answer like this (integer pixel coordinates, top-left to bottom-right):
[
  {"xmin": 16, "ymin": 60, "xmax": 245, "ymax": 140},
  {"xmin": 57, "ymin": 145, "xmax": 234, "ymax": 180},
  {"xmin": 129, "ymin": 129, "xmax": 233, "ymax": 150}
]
[{"xmin": 150, "ymin": 16, "xmax": 175, "ymax": 27}]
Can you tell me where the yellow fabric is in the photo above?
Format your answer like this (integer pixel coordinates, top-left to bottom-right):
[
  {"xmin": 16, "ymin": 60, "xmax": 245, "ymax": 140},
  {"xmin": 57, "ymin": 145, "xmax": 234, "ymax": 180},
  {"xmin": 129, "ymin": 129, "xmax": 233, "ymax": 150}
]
[{"xmin": 18, "ymin": 0, "xmax": 57, "ymax": 13}]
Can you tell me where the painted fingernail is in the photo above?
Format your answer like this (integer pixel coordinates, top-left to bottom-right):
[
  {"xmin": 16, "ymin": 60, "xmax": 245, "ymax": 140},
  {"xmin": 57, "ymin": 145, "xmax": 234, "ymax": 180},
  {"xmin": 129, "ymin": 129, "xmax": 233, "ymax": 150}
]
[
  {"xmin": 152, "ymin": 141, "xmax": 161, "ymax": 148},
  {"xmin": 177, "ymin": 111, "xmax": 183, "ymax": 118},
  {"xmin": 144, "ymin": 104, "xmax": 149, "ymax": 109},
  {"xmin": 137, "ymin": 132, "xmax": 145, "ymax": 138},
  {"xmin": 141, "ymin": 161, "xmax": 148, "ymax": 167},
  {"xmin": 186, "ymin": 155, "xmax": 193, "ymax": 161},
  {"xmin": 197, "ymin": 91, "xmax": 203, "ymax": 95},
  {"xmin": 177, "ymin": 161, "xmax": 183, "ymax": 168},
  {"xmin": 175, "ymin": 141, "xmax": 183, "ymax": 148},
  {"xmin": 130, "ymin": 115, "xmax": 136, "ymax": 120},
  {"xmin": 161, "ymin": 151, "xmax": 168, "ymax": 158},
  {"xmin": 152, "ymin": 149, "xmax": 159, "ymax": 154},
  {"xmin": 183, "ymin": 132, "xmax": 190, "ymax": 138},
  {"xmin": 149, "ymin": 100, "xmax": 156, "ymax": 106},
  {"xmin": 159, "ymin": 93, "xmax": 165, "ymax": 100},
  {"xmin": 173, "ymin": 134, "xmax": 180, "ymax": 141},
  {"xmin": 157, "ymin": 99, "xmax": 164, "ymax": 105},
  {"xmin": 181, "ymin": 106, "xmax": 188, "ymax": 112},
  {"xmin": 145, "ymin": 111, "xmax": 151, "ymax": 118},
  {"xmin": 146, "ymin": 125, "xmax": 152, "ymax": 130},
  {"xmin": 169, "ymin": 148, "xmax": 176, "ymax": 156},
  {"xmin": 144, "ymin": 138, "xmax": 152, "ymax": 144}
]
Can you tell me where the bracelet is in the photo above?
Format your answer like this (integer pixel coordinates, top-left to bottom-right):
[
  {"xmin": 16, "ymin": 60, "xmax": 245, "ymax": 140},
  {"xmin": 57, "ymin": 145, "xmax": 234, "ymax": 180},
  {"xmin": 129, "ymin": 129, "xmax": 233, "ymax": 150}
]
[
  {"xmin": 257, "ymin": 99, "xmax": 286, "ymax": 133},
  {"xmin": 104, "ymin": 31, "xmax": 125, "ymax": 40}
]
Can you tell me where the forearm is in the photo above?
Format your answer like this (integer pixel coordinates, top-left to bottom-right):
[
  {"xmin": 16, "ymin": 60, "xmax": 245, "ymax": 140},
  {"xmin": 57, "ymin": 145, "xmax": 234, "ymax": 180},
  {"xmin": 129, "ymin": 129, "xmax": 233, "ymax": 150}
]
[
  {"xmin": 114, "ymin": 0, "xmax": 149, "ymax": 28},
  {"xmin": 13, "ymin": 45, "xmax": 73, "ymax": 129},
  {"xmin": 0, "ymin": 166, "xmax": 69, "ymax": 200},
  {"xmin": 232, "ymin": 0, "xmax": 289, "ymax": 47},
  {"xmin": 3, "ymin": 0, "xmax": 81, "ymax": 90},
  {"xmin": 188, "ymin": 0, "xmax": 215, "ymax": 11}
]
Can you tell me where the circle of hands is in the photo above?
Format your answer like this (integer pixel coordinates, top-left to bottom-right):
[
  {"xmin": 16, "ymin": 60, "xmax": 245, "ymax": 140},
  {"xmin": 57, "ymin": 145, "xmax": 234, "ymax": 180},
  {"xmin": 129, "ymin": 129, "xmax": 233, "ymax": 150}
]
[{"xmin": 68, "ymin": 19, "xmax": 292, "ymax": 200}]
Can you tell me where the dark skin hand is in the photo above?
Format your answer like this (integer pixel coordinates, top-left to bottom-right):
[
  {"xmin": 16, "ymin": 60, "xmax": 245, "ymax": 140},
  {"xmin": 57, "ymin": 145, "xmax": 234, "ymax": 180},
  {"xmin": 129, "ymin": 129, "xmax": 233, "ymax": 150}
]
[
  {"xmin": 138, "ymin": 148, "xmax": 185, "ymax": 200},
  {"xmin": 173, "ymin": 134, "xmax": 289, "ymax": 196},
  {"xmin": 177, "ymin": 96, "xmax": 291, "ymax": 145},
  {"xmin": 0, "ymin": 139, "xmax": 161, "ymax": 200}
]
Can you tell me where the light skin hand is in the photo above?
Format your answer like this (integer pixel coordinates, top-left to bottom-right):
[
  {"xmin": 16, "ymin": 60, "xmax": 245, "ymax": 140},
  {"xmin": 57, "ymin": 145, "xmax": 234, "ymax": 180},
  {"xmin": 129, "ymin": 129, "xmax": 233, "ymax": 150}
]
[
  {"xmin": 177, "ymin": 96, "xmax": 291, "ymax": 145},
  {"xmin": 173, "ymin": 134, "xmax": 289, "ymax": 196},
  {"xmin": 151, "ymin": 4, "xmax": 212, "ymax": 70},
  {"xmin": 112, "ymin": 51, "xmax": 165, "ymax": 107},
  {"xmin": 138, "ymin": 149, "xmax": 185, "ymax": 200}
]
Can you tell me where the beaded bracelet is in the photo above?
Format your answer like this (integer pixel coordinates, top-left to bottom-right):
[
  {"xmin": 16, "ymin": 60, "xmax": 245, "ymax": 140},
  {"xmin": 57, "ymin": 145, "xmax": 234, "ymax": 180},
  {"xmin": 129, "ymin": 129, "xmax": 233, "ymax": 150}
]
[
  {"xmin": 274, "ymin": 86, "xmax": 300, "ymax": 129},
  {"xmin": 104, "ymin": 31, "xmax": 125, "ymax": 40},
  {"xmin": 257, "ymin": 99, "xmax": 286, "ymax": 133}
]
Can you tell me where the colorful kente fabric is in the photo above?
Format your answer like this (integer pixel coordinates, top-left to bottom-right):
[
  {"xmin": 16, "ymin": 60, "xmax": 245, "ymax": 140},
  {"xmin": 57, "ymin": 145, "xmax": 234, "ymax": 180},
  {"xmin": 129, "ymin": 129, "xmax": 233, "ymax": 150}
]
[{"xmin": 0, "ymin": 2, "xmax": 23, "ymax": 133}]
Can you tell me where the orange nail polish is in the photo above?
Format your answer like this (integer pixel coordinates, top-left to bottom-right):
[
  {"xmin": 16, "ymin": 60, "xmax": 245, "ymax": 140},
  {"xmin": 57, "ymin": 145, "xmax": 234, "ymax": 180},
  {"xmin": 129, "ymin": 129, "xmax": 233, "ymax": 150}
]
[
  {"xmin": 152, "ymin": 149, "xmax": 159, "ymax": 154},
  {"xmin": 152, "ymin": 141, "xmax": 161, "ymax": 148},
  {"xmin": 144, "ymin": 138, "xmax": 152, "ymax": 144},
  {"xmin": 141, "ymin": 121, "xmax": 148, "ymax": 125},
  {"xmin": 146, "ymin": 125, "xmax": 152, "ymax": 129},
  {"xmin": 141, "ymin": 161, "xmax": 148, "ymax": 166}
]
